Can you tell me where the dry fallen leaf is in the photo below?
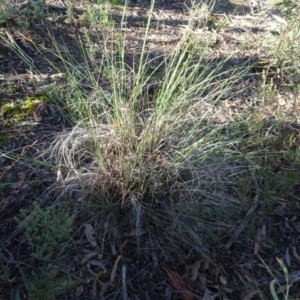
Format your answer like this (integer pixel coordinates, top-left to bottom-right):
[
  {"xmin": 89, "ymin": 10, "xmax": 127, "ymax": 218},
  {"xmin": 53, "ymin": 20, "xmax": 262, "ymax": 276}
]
[
  {"xmin": 254, "ymin": 241, "xmax": 260, "ymax": 255},
  {"xmin": 152, "ymin": 253, "xmax": 158, "ymax": 272},
  {"xmin": 126, "ymin": 228, "xmax": 147, "ymax": 236},
  {"xmin": 164, "ymin": 266, "xmax": 194, "ymax": 300},
  {"xmin": 242, "ymin": 289, "xmax": 260, "ymax": 300},
  {"xmin": 199, "ymin": 273, "xmax": 207, "ymax": 290},
  {"xmin": 84, "ymin": 224, "xmax": 97, "ymax": 247},
  {"xmin": 110, "ymin": 255, "xmax": 122, "ymax": 285},
  {"xmin": 189, "ymin": 261, "xmax": 200, "ymax": 282},
  {"xmin": 99, "ymin": 281, "xmax": 110, "ymax": 298},
  {"xmin": 80, "ymin": 251, "xmax": 98, "ymax": 265},
  {"xmin": 219, "ymin": 275, "xmax": 227, "ymax": 285},
  {"xmin": 89, "ymin": 260, "xmax": 106, "ymax": 270},
  {"xmin": 11, "ymin": 172, "xmax": 26, "ymax": 188},
  {"xmin": 75, "ymin": 285, "xmax": 84, "ymax": 297},
  {"xmin": 292, "ymin": 246, "xmax": 300, "ymax": 264},
  {"xmin": 17, "ymin": 172, "xmax": 25, "ymax": 183},
  {"xmin": 202, "ymin": 288, "xmax": 214, "ymax": 300}
]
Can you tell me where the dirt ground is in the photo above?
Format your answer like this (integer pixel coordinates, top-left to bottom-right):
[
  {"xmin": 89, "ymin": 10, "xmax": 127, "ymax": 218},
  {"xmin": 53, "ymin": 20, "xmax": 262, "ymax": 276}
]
[{"xmin": 1, "ymin": 0, "xmax": 300, "ymax": 299}]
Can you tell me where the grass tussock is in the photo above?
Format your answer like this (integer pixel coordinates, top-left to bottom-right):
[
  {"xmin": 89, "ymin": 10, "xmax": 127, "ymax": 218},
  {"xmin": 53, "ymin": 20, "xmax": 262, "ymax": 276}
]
[
  {"xmin": 1, "ymin": 0, "xmax": 300, "ymax": 299},
  {"xmin": 43, "ymin": 2, "xmax": 259, "ymax": 255}
]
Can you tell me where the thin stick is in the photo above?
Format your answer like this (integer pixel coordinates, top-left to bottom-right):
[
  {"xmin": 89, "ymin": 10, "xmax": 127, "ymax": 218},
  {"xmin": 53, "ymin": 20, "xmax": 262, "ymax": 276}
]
[{"xmin": 122, "ymin": 264, "xmax": 128, "ymax": 300}]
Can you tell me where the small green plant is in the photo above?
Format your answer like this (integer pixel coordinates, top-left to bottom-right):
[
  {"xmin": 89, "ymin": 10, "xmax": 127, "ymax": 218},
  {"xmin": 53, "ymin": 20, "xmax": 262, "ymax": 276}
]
[
  {"xmin": 83, "ymin": 0, "xmax": 111, "ymax": 27},
  {"xmin": 266, "ymin": 1, "xmax": 300, "ymax": 89},
  {"xmin": 14, "ymin": 202, "xmax": 75, "ymax": 259},
  {"xmin": 0, "ymin": 0, "xmax": 49, "ymax": 28},
  {"xmin": 17, "ymin": 3, "xmax": 46, "ymax": 28},
  {"xmin": 22, "ymin": 0, "xmax": 47, "ymax": 19},
  {"xmin": 257, "ymin": 254, "xmax": 292, "ymax": 300},
  {"xmin": 0, "ymin": 2, "xmax": 18, "ymax": 25},
  {"xmin": 270, "ymin": 258, "xmax": 290, "ymax": 300},
  {"xmin": 65, "ymin": 0, "xmax": 74, "ymax": 23},
  {"xmin": 260, "ymin": 71, "xmax": 277, "ymax": 105},
  {"xmin": 275, "ymin": 0, "xmax": 299, "ymax": 21},
  {"xmin": 6, "ymin": 83, "xmax": 19, "ymax": 94},
  {"xmin": 24, "ymin": 270, "xmax": 82, "ymax": 300}
]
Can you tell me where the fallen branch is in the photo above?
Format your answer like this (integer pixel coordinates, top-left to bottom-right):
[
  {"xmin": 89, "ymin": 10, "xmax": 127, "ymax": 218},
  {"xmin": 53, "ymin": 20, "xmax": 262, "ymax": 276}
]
[{"xmin": 17, "ymin": 0, "xmax": 67, "ymax": 10}]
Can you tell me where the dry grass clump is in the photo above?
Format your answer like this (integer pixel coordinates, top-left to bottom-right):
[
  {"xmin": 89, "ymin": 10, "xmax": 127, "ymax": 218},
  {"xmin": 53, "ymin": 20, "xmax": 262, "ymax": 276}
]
[
  {"xmin": 3, "ymin": 0, "xmax": 300, "ymax": 298},
  {"xmin": 44, "ymin": 13, "xmax": 255, "ymax": 256}
]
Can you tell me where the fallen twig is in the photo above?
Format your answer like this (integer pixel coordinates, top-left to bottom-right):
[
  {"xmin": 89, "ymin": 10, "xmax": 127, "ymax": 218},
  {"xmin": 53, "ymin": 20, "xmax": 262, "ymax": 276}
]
[{"xmin": 17, "ymin": 0, "xmax": 67, "ymax": 10}]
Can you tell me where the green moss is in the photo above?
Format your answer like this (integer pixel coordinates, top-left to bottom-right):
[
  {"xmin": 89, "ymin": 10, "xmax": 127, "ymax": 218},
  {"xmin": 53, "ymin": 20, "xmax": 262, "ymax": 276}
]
[
  {"xmin": 2, "ymin": 103, "xmax": 22, "ymax": 117},
  {"xmin": 24, "ymin": 97, "xmax": 39, "ymax": 114},
  {"xmin": 29, "ymin": 94, "xmax": 47, "ymax": 102},
  {"xmin": 1, "ymin": 94, "xmax": 48, "ymax": 123},
  {"xmin": 23, "ymin": 94, "xmax": 48, "ymax": 114},
  {"xmin": 6, "ymin": 84, "xmax": 18, "ymax": 94}
]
